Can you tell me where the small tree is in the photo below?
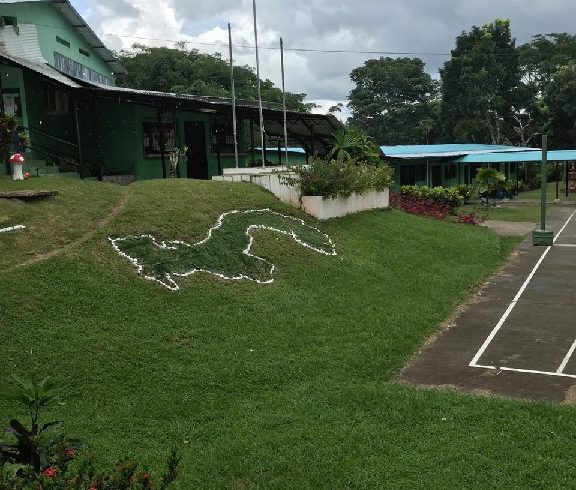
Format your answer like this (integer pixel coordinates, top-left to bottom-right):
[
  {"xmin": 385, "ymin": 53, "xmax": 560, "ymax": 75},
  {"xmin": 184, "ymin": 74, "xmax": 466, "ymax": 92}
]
[{"xmin": 475, "ymin": 167, "xmax": 506, "ymax": 203}]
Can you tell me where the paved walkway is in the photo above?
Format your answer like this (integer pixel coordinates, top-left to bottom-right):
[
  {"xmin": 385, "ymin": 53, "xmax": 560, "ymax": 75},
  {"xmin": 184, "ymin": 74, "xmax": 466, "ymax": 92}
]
[
  {"xmin": 400, "ymin": 206, "xmax": 576, "ymax": 402},
  {"xmin": 481, "ymin": 220, "xmax": 535, "ymax": 236}
]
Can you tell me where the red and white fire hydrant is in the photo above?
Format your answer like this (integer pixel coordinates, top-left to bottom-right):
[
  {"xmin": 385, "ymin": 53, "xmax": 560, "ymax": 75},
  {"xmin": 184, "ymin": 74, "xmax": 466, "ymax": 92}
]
[{"xmin": 10, "ymin": 153, "xmax": 25, "ymax": 181}]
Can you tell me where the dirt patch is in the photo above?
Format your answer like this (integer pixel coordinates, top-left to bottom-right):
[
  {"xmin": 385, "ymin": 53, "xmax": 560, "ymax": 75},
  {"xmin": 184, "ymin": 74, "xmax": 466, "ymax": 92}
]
[{"xmin": 4, "ymin": 190, "xmax": 129, "ymax": 271}]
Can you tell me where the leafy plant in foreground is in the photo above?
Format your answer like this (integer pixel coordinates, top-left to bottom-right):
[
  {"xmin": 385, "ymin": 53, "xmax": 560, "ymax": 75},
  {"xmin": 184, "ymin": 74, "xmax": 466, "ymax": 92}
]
[{"xmin": 0, "ymin": 374, "xmax": 83, "ymax": 474}]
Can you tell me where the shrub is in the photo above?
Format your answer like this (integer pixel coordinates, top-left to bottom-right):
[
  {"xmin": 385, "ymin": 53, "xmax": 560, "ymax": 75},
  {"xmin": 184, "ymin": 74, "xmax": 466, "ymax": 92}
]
[
  {"xmin": 399, "ymin": 186, "xmax": 464, "ymax": 208},
  {"xmin": 456, "ymin": 212, "xmax": 486, "ymax": 226},
  {"xmin": 286, "ymin": 159, "xmax": 394, "ymax": 199},
  {"xmin": 454, "ymin": 184, "xmax": 476, "ymax": 203},
  {"xmin": 390, "ymin": 192, "xmax": 453, "ymax": 220}
]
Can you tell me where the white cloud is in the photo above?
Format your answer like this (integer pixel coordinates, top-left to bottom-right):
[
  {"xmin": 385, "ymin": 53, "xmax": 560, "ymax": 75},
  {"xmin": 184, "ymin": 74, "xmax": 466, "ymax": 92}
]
[{"xmin": 73, "ymin": 0, "xmax": 576, "ymax": 113}]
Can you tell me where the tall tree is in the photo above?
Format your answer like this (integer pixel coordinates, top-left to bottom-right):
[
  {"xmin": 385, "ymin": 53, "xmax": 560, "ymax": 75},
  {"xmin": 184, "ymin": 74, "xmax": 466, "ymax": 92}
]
[
  {"xmin": 347, "ymin": 57, "xmax": 439, "ymax": 145},
  {"xmin": 116, "ymin": 44, "xmax": 316, "ymax": 112},
  {"xmin": 544, "ymin": 61, "xmax": 576, "ymax": 148},
  {"xmin": 518, "ymin": 33, "xmax": 576, "ymax": 147},
  {"xmin": 440, "ymin": 19, "xmax": 521, "ymax": 144}
]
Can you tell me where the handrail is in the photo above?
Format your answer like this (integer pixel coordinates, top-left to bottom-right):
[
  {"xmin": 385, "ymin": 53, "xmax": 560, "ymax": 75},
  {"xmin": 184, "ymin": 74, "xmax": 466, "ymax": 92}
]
[
  {"xmin": 20, "ymin": 125, "xmax": 78, "ymax": 148},
  {"xmin": 22, "ymin": 145, "xmax": 78, "ymax": 168}
]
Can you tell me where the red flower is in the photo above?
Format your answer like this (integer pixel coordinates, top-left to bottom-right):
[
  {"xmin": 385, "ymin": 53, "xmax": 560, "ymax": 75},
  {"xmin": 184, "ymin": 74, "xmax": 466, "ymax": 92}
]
[
  {"xmin": 64, "ymin": 447, "xmax": 75, "ymax": 459},
  {"xmin": 42, "ymin": 467, "xmax": 59, "ymax": 479}
]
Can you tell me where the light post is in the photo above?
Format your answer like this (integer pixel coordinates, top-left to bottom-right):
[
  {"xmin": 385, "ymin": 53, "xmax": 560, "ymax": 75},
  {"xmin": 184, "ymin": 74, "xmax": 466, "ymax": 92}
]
[{"xmin": 532, "ymin": 134, "xmax": 554, "ymax": 246}]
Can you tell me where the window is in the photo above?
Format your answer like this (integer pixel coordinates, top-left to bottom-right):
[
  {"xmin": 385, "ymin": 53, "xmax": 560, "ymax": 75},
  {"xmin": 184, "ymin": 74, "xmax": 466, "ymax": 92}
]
[
  {"xmin": 79, "ymin": 48, "xmax": 90, "ymax": 57},
  {"xmin": 44, "ymin": 85, "xmax": 69, "ymax": 115},
  {"xmin": 53, "ymin": 52, "xmax": 113, "ymax": 86},
  {"xmin": 2, "ymin": 89, "xmax": 22, "ymax": 117},
  {"xmin": 143, "ymin": 122, "xmax": 175, "ymax": 156},
  {"xmin": 445, "ymin": 164, "xmax": 457, "ymax": 180},
  {"xmin": 56, "ymin": 36, "xmax": 70, "ymax": 48},
  {"xmin": 415, "ymin": 163, "xmax": 427, "ymax": 182},
  {"xmin": 1, "ymin": 16, "xmax": 17, "ymax": 27},
  {"xmin": 212, "ymin": 122, "xmax": 236, "ymax": 153},
  {"xmin": 399, "ymin": 165, "xmax": 416, "ymax": 186}
]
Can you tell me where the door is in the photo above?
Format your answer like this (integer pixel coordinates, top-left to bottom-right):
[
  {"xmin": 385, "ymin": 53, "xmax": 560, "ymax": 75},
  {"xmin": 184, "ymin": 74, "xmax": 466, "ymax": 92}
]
[
  {"xmin": 431, "ymin": 165, "xmax": 442, "ymax": 187},
  {"xmin": 184, "ymin": 121, "xmax": 208, "ymax": 179}
]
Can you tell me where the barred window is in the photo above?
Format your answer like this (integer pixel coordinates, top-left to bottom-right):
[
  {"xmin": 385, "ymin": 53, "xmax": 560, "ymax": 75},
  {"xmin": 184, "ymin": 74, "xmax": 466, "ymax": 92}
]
[{"xmin": 143, "ymin": 122, "xmax": 175, "ymax": 156}]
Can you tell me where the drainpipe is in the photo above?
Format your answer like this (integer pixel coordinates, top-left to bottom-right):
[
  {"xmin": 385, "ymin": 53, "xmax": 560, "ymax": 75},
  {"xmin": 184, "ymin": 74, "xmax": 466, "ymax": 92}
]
[
  {"xmin": 74, "ymin": 96, "xmax": 85, "ymax": 179},
  {"xmin": 157, "ymin": 107, "xmax": 166, "ymax": 179}
]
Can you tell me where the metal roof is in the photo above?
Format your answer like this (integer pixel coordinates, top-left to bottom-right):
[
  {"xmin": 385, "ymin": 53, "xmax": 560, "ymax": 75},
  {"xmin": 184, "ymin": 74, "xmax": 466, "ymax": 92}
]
[
  {"xmin": 456, "ymin": 150, "xmax": 576, "ymax": 163},
  {"xmin": 380, "ymin": 144, "xmax": 538, "ymax": 159},
  {"xmin": 0, "ymin": 23, "xmax": 45, "ymax": 63},
  {"xmin": 83, "ymin": 83, "xmax": 342, "ymax": 154},
  {"xmin": 0, "ymin": 0, "xmax": 126, "ymax": 74},
  {"xmin": 256, "ymin": 147, "xmax": 306, "ymax": 154},
  {"xmin": 0, "ymin": 49, "xmax": 81, "ymax": 87}
]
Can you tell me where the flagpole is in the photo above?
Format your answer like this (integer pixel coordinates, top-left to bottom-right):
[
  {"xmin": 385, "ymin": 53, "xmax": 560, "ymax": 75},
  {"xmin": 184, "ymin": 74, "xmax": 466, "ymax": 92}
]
[
  {"xmin": 280, "ymin": 37, "xmax": 289, "ymax": 166},
  {"xmin": 228, "ymin": 23, "xmax": 239, "ymax": 169},
  {"xmin": 252, "ymin": 0, "xmax": 266, "ymax": 168}
]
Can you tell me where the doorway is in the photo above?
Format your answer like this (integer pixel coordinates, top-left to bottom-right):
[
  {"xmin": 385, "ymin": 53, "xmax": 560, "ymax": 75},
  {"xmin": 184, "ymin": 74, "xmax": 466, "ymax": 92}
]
[
  {"xmin": 431, "ymin": 165, "xmax": 442, "ymax": 187},
  {"xmin": 184, "ymin": 121, "xmax": 208, "ymax": 179}
]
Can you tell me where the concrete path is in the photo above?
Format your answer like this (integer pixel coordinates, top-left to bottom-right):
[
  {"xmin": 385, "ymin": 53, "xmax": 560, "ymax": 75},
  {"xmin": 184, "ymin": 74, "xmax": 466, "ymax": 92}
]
[
  {"xmin": 482, "ymin": 220, "xmax": 535, "ymax": 236},
  {"xmin": 400, "ymin": 206, "xmax": 576, "ymax": 403}
]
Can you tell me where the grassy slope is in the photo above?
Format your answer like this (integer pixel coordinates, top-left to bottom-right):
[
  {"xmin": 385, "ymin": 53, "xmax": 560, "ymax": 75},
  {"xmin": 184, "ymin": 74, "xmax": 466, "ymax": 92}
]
[{"xmin": 1, "ymin": 178, "xmax": 575, "ymax": 488}]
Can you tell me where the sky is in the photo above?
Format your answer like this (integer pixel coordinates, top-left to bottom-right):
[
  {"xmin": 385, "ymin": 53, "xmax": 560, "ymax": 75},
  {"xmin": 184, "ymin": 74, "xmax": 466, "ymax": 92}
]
[{"xmin": 71, "ymin": 0, "xmax": 576, "ymax": 119}]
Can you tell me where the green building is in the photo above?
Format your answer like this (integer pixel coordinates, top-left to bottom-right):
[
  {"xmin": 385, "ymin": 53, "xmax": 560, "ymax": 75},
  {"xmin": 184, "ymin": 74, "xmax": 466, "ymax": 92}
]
[{"xmin": 0, "ymin": 0, "xmax": 340, "ymax": 180}]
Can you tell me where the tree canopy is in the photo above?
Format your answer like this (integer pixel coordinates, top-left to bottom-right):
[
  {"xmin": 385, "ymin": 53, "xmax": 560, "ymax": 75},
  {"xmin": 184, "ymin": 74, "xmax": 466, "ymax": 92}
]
[
  {"xmin": 347, "ymin": 57, "xmax": 439, "ymax": 145},
  {"xmin": 116, "ymin": 44, "xmax": 316, "ymax": 113},
  {"xmin": 440, "ymin": 19, "xmax": 521, "ymax": 144}
]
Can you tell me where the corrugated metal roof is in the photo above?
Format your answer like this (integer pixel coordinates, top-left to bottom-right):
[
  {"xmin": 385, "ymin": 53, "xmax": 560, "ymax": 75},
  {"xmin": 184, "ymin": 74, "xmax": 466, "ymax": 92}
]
[
  {"xmin": 256, "ymin": 147, "xmax": 306, "ymax": 154},
  {"xmin": 0, "ymin": 49, "xmax": 81, "ymax": 87},
  {"xmin": 0, "ymin": 0, "xmax": 126, "ymax": 74},
  {"xmin": 380, "ymin": 144, "xmax": 538, "ymax": 159},
  {"xmin": 456, "ymin": 150, "xmax": 576, "ymax": 163},
  {"xmin": 0, "ymin": 24, "xmax": 45, "ymax": 63}
]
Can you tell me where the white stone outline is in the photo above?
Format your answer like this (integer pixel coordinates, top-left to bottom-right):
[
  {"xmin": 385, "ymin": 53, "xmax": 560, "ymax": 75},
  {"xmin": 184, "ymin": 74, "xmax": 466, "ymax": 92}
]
[
  {"xmin": 0, "ymin": 225, "xmax": 25, "ymax": 234},
  {"xmin": 108, "ymin": 208, "xmax": 337, "ymax": 291}
]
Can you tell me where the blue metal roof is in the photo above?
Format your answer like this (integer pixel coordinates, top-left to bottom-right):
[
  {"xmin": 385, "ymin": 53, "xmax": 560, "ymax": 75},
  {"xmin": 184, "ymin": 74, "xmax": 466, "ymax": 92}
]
[
  {"xmin": 380, "ymin": 144, "xmax": 537, "ymax": 159},
  {"xmin": 456, "ymin": 150, "xmax": 576, "ymax": 163},
  {"xmin": 256, "ymin": 147, "xmax": 306, "ymax": 154}
]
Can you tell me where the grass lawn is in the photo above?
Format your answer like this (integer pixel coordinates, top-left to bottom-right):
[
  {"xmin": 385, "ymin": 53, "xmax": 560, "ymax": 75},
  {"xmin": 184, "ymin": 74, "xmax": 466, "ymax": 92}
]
[
  {"xmin": 457, "ymin": 203, "xmax": 543, "ymax": 223},
  {"xmin": 518, "ymin": 181, "xmax": 575, "ymax": 201},
  {"xmin": 2, "ymin": 178, "xmax": 576, "ymax": 488}
]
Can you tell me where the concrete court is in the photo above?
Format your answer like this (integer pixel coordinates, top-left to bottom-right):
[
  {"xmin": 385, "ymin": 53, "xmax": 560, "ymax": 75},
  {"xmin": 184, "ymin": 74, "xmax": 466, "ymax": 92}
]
[{"xmin": 400, "ymin": 206, "xmax": 576, "ymax": 402}]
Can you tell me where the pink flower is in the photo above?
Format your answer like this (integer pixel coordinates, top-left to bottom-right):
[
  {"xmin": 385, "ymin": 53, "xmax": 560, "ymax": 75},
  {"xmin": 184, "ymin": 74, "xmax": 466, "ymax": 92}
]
[{"xmin": 42, "ymin": 467, "xmax": 59, "ymax": 479}]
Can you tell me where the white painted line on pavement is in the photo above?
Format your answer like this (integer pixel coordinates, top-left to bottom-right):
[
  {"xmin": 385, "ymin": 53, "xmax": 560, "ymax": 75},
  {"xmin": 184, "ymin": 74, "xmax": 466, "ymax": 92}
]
[{"xmin": 469, "ymin": 209, "xmax": 576, "ymax": 371}]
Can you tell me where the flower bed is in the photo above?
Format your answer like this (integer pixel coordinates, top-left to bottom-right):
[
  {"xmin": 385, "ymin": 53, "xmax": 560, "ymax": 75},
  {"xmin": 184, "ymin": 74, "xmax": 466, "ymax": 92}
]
[{"xmin": 390, "ymin": 192, "xmax": 453, "ymax": 220}]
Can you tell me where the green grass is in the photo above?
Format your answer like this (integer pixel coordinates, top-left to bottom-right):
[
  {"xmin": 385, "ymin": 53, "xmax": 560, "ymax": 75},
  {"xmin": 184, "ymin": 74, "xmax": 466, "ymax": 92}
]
[
  {"xmin": 2, "ymin": 178, "xmax": 576, "ymax": 488},
  {"xmin": 457, "ymin": 203, "xmax": 543, "ymax": 222},
  {"xmin": 518, "ymin": 181, "xmax": 575, "ymax": 201}
]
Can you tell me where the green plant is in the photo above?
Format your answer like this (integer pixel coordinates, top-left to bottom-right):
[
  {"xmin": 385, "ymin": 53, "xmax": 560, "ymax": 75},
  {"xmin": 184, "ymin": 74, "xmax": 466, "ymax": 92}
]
[
  {"xmin": 0, "ymin": 112, "xmax": 18, "ymax": 161},
  {"xmin": 287, "ymin": 159, "xmax": 393, "ymax": 199},
  {"xmin": 399, "ymin": 186, "xmax": 464, "ymax": 208},
  {"xmin": 475, "ymin": 168, "xmax": 506, "ymax": 196},
  {"xmin": 328, "ymin": 128, "xmax": 382, "ymax": 165},
  {"xmin": 0, "ymin": 374, "xmax": 83, "ymax": 474},
  {"xmin": 454, "ymin": 184, "xmax": 476, "ymax": 203}
]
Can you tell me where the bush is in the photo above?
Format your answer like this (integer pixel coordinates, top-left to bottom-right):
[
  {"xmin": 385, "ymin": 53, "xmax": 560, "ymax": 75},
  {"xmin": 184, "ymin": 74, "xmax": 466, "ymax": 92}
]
[
  {"xmin": 456, "ymin": 212, "xmax": 486, "ymax": 226},
  {"xmin": 399, "ymin": 186, "xmax": 464, "ymax": 208},
  {"xmin": 390, "ymin": 192, "xmax": 453, "ymax": 220},
  {"xmin": 286, "ymin": 159, "xmax": 394, "ymax": 199},
  {"xmin": 454, "ymin": 184, "xmax": 476, "ymax": 203}
]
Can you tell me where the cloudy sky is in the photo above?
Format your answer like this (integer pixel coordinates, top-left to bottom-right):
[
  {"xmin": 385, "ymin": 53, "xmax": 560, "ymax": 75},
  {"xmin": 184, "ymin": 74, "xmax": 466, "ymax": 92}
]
[{"xmin": 71, "ymin": 0, "xmax": 576, "ymax": 118}]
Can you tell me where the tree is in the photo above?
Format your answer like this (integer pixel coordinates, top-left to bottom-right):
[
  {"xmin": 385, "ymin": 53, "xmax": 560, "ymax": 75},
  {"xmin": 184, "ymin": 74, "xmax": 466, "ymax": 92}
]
[
  {"xmin": 116, "ymin": 44, "xmax": 316, "ymax": 112},
  {"xmin": 328, "ymin": 103, "xmax": 343, "ymax": 114},
  {"xmin": 544, "ymin": 61, "xmax": 576, "ymax": 148},
  {"xmin": 518, "ymin": 33, "xmax": 576, "ymax": 147},
  {"xmin": 347, "ymin": 57, "xmax": 439, "ymax": 145},
  {"xmin": 440, "ymin": 19, "xmax": 521, "ymax": 144}
]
